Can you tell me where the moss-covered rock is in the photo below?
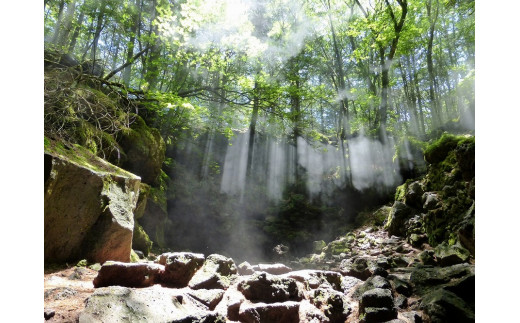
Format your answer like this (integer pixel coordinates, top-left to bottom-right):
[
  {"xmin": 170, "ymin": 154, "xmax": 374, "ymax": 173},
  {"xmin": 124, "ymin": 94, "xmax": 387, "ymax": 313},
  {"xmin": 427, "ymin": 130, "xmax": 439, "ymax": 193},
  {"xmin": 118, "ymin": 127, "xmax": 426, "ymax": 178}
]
[
  {"xmin": 132, "ymin": 222, "xmax": 153, "ymax": 256},
  {"xmin": 384, "ymin": 201, "xmax": 414, "ymax": 237},
  {"xmin": 45, "ymin": 138, "xmax": 140, "ymax": 264},
  {"xmin": 120, "ymin": 114, "xmax": 166, "ymax": 185},
  {"xmin": 139, "ymin": 183, "xmax": 168, "ymax": 248}
]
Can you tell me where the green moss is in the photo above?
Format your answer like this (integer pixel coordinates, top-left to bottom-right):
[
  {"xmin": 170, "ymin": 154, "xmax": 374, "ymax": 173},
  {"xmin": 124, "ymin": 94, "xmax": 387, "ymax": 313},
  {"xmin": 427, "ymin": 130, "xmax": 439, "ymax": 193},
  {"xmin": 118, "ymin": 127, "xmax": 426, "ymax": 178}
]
[
  {"xmin": 424, "ymin": 133, "xmax": 474, "ymax": 164},
  {"xmin": 130, "ymin": 249, "xmax": 140, "ymax": 263},
  {"xmin": 132, "ymin": 222, "xmax": 153, "ymax": 256},
  {"xmin": 395, "ymin": 183, "xmax": 407, "ymax": 202},
  {"xmin": 76, "ymin": 259, "xmax": 88, "ymax": 267},
  {"xmin": 44, "ymin": 136, "xmax": 136, "ymax": 178}
]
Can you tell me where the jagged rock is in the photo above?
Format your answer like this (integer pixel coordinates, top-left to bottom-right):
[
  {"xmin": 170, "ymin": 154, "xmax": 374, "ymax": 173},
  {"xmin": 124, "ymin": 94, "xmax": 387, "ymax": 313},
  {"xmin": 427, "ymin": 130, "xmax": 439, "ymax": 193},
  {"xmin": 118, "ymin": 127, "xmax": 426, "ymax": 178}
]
[
  {"xmin": 405, "ymin": 181, "xmax": 424, "ymax": 209},
  {"xmin": 339, "ymin": 257, "xmax": 372, "ymax": 280},
  {"xmin": 410, "ymin": 263, "xmax": 474, "ymax": 295},
  {"xmin": 299, "ymin": 299, "xmax": 330, "ymax": 322},
  {"xmin": 360, "ymin": 306, "xmax": 398, "ymax": 323},
  {"xmin": 187, "ymin": 289, "xmax": 225, "ymax": 310},
  {"xmin": 311, "ymin": 287, "xmax": 351, "ymax": 322},
  {"xmin": 238, "ymin": 261, "xmax": 255, "ymax": 275},
  {"xmin": 443, "ymin": 274, "xmax": 475, "ymax": 305},
  {"xmin": 238, "ymin": 301, "xmax": 300, "ymax": 323},
  {"xmin": 158, "ymin": 252, "xmax": 205, "ymax": 287},
  {"xmin": 385, "ymin": 202, "xmax": 414, "ymax": 237},
  {"xmin": 44, "ymin": 309, "xmax": 55, "ymax": 320},
  {"xmin": 395, "ymin": 294, "xmax": 408, "ymax": 309},
  {"xmin": 359, "ymin": 288, "xmax": 397, "ymax": 322},
  {"xmin": 214, "ymin": 285, "xmax": 246, "ymax": 321},
  {"xmin": 188, "ymin": 254, "xmax": 237, "ymax": 290},
  {"xmin": 93, "ymin": 261, "xmax": 164, "ymax": 288},
  {"xmin": 418, "ymin": 250, "xmax": 436, "ymax": 266},
  {"xmin": 434, "ymin": 242, "xmax": 470, "ymax": 267},
  {"xmin": 252, "ymin": 263, "xmax": 292, "ymax": 275},
  {"xmin": 401, "ymin": 311, "xmax": 424, "ymax": 323},
  {"xmin": 388, "ymin": 275, "xmax": 412, "ymax": 297},
  {"xmin": 420, "ymin": 288, "xmax": 475, "ymax": 323},
  {"xmin": 354, "ymin": 276, "xmax": 391, "ymax": 300},
  {"xmin": 79, "ymin": 285, "xmax": 224, "ymax": 322},
  {"xmin": 44, "ymin": 147, "xmax": 140, "ymax": 264},
  {"xmin": 422, "ymin": 192, "xmax": 441, "ymax": 210},
  {"xmin": 238, "ymin": 272, "xmax": 303, "ymax": 303},
  {"xmin": 341, "ymin": 276, "xmax": 363, "ymax": 294},
  {"xmin": 283, "ymin": 270, "xmax": 343, "ymax": 290}
]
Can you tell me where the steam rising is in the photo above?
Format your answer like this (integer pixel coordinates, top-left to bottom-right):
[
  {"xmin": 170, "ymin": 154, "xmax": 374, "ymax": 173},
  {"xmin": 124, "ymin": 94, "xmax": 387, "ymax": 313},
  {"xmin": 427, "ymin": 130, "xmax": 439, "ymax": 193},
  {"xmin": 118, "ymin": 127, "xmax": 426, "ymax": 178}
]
[{"xmin": 221, "ymin": 132, "xmax": 401, "ymax": 201}]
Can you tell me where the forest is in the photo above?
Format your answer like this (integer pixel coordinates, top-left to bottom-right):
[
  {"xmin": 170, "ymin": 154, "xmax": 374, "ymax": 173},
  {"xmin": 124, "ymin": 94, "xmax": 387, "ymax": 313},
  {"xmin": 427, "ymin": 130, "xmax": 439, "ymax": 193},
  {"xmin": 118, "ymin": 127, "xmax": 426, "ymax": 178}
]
[
  {"xmin": 41, "ymin": 0, "xmax": 478, "ymax": 322},
  {"xmin": 43, "ymin": 0, "xmax": 475, "ymax": 259}
]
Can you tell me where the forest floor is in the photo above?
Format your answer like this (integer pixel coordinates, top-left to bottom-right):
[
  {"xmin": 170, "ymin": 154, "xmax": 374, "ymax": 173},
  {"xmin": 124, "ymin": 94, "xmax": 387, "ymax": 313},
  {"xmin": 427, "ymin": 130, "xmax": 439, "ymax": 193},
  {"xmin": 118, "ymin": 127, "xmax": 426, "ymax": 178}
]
[{"xmin": 44, "ymin": 266, "xmax": 98, "ymax": 322}]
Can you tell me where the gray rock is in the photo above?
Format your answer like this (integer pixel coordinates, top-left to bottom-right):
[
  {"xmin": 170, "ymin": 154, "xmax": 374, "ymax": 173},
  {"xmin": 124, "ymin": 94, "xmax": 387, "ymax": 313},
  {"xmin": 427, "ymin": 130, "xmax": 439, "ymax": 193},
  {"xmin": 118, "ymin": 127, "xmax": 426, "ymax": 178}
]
[
  {"xmin": 418, "ymin": 250, "xmax": 436, "ymax": 266},
  {"xmin": 93, "ymin": 261, "xmax": 165, "ymax": 288},
  {"xmin": 340, "ymin": 257, "xmax": 372, "ymax": 280},
  {"xmin": 434, "ymin": 242, "xmax": 470, "ymax": 267},
  {"xmin": 312, "ymin": 288, "xmax": 351, "ymax": 322},
  {"xmin": 422, "ymin": 192, "xmax": 441, "ymax": 210},
  {"xmin": 238, "ymin": 272, "xmax": 302, "ymax": 303},
  {"xmin": 360, "ymin": 306, "xmax": 397, "ymax": 323},
  {"xmin": 360, "ymin": 288, "xmax": 394, "ymax": 309},
  {"xmin": 44, "ymin": 151, "xmax": 140, "ymax": 264},
  {"xmin": 410, "ymin": 263, "xmax": 474, "ymax": 295},
  {"xmin": 158, "ymin": 252, "xmax": 205, "ymax": 287},
  {"xmin": 405, "ymin": 181, "xmax": 424, "ymax": 209},
  {"xmin": 385, "ymin": 202, "xmax": 414, "ymax": 237},
  {"xmin": 420, "ymin": 288, "xmax": 474, "ymax": 323},
  {"xmin": 188, "ymin": 254, "xmax": 237, "ymax": 290},
  {"xmin": 79, "ymin": 285, "xmax": 224, "ymax": 322},
  {"xmin": 283, "ymin": 270, "xmax": 343, "ymax": 290}
]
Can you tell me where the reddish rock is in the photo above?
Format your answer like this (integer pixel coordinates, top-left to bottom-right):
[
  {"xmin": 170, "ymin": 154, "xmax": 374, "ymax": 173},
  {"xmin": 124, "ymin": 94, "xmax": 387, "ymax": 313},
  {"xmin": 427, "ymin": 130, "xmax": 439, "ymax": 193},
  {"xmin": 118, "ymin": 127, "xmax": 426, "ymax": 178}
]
[
  {"xmin": 238, "ymin": 301, "xmax": 300, "ymax": 323},
  {"xmin": 252, "ymin": 263, "xmax": 292, "ymax": 275},
  {"xmin": 157, "ymin": 252, "xmax": 205, "ymax": 287},
  {"xmin": 93, "ymin": 261, "xmax": 164, "ymax": 288}
]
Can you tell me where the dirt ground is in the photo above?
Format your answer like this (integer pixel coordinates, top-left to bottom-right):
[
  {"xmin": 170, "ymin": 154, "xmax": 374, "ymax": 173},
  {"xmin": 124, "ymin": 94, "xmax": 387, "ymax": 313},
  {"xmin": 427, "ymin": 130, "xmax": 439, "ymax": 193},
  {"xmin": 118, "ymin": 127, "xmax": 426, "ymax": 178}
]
[{"xmin": 44, "ymin": 266, "xmax": 98, "ymax": 322}]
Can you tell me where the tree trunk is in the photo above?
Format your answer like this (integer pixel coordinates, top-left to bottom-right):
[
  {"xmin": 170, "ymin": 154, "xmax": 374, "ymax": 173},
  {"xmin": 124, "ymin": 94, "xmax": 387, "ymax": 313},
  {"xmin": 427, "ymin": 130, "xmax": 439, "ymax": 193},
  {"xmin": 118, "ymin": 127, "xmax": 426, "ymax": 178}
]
[
  {"xmin": 90, "ymin": 3, "xmax": 107, "ymax": 63},
  {"xmin": 426, "ymin": 0, "xmax": 441, "ymax": 127},
  {"xmin": 68, "ymin": 8, "xmax": 85, "ymax": 53},
  {"xmin": 123, "ymin": 0, "xmax": 141, "ymax": 85},
  {"xmin": 57, "ymin": 0, "xmax": 77, "ymax": 48},
  {"xmin": 246, "ymin": 80, "xmax": 260, "ymax": 180},
  {"xmin": 51, "ymin": 0, "xmax": 65, "ymax": 44}
]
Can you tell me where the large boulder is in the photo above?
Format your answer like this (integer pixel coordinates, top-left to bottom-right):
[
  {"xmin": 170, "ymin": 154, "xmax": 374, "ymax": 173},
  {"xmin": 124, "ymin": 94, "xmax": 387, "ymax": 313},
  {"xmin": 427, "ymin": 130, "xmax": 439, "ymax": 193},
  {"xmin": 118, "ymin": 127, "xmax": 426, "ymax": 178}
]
[
  {"xmin": 44, "ymin": 141, "xmax": 140, "ymax": 264},
  {"xmin": 138, "ymin": 185, "xmax": 168, "ymax": 248}
]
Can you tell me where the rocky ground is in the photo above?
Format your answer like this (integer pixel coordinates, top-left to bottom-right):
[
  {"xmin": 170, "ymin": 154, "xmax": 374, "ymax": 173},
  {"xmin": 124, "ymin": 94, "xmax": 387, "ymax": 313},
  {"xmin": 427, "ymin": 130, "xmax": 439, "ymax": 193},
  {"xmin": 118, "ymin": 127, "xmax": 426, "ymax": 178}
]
[{"xmin": 43, "ymin": 224, "xmax": 474, "ymax": 323}]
